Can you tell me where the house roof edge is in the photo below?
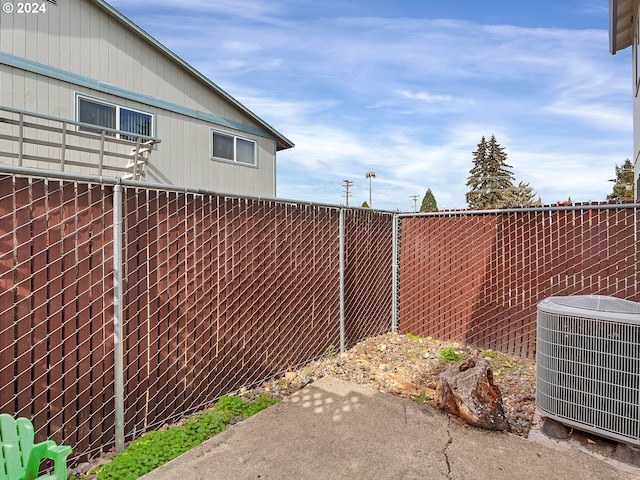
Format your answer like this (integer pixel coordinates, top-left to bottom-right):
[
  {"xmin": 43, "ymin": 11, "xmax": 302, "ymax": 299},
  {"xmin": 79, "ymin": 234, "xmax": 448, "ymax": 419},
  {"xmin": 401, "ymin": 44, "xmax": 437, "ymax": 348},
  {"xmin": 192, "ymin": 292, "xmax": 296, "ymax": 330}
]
[{"xmin": 92, "ymin": 0, "xmax": 294, "ymax": 150}]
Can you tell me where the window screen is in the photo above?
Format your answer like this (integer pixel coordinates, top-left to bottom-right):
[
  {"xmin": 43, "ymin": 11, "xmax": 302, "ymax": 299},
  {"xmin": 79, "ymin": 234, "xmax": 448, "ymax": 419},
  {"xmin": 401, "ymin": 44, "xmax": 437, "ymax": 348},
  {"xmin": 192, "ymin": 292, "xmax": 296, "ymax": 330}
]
[
  {"xmin": 78, "ymin": 98, "xmax": 116, "ymax": 136},
  {"xmin": 236, "ymin": 138, "xmax": 255, "ymax": 164},
  {"xmin": 213, "ymin": 133, "xmax": 235, "ymax": 161}
]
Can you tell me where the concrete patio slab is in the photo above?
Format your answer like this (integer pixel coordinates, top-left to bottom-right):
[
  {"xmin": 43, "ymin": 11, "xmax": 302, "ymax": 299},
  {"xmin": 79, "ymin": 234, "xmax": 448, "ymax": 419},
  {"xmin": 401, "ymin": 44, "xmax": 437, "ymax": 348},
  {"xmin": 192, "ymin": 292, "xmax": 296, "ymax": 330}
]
[{"xmin": 140, "ymin": 377, "xmax": 634, "ymax": 480}]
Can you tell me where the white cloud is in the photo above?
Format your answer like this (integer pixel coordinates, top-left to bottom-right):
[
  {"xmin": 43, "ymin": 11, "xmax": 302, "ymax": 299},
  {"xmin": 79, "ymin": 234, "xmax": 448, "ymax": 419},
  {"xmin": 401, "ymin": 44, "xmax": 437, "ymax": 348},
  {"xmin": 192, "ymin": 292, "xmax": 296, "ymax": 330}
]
[{"xmin": 108, "ymin": 3, "xmax": 632, "ymax": 210}]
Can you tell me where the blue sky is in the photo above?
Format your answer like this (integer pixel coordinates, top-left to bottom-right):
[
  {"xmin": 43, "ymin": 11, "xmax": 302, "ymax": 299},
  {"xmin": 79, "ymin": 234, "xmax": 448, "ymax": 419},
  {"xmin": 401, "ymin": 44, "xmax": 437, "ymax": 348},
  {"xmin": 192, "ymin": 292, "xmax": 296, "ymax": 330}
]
[{"xmin": 111, "ymin": 0, "xmax": 631, "ymax": 211}]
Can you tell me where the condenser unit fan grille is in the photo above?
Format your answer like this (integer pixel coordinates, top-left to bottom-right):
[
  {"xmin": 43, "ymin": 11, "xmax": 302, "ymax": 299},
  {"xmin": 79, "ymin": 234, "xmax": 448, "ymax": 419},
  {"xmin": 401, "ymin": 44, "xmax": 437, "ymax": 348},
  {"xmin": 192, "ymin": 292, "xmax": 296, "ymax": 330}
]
[{"xmin": 536, "ymin": 296, "xmax": 640, "ymax": 446}]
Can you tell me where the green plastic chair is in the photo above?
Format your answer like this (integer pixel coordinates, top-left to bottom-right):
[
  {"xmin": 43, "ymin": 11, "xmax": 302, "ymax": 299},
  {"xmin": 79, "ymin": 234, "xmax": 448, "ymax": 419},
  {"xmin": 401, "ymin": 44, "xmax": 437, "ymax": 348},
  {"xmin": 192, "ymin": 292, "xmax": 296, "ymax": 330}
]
[{"xmin": 0, "ymin": 413, "xmax": 72, "ymax": 480}]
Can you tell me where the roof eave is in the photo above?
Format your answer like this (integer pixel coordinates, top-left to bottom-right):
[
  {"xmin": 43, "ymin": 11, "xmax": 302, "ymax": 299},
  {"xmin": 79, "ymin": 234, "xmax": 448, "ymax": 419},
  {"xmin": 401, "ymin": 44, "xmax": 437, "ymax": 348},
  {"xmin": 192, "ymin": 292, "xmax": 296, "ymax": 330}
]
[
  {"xmin": 92, "ymin": 0, "xmax": 294, "ymax": 150},
  {"xmin": 610, "ymin": 0, "xmax": 634, "ymax": 55}
]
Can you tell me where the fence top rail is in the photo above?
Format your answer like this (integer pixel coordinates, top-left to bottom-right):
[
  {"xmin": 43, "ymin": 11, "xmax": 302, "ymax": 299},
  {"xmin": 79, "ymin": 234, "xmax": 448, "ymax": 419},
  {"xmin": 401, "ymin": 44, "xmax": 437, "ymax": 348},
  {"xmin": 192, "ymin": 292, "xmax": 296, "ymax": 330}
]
[
  {"xmin": 0, "ymin": 164, "xmax": 396, "ymax": 214},
  {"xmin": 398, "ymin": 203, "xmax": 640, "ymax": 217}
]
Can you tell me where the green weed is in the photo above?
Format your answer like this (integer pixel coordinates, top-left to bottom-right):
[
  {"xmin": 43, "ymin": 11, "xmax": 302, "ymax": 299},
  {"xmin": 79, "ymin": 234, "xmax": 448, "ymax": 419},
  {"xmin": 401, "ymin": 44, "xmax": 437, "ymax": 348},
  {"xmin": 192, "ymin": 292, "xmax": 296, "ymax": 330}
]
[
  {"xmin": 411, "ymin": 392, "xmax": 427, "ymax": 404},
  {"xmin": 439, "ymin": 347, "xmax": 462, "ymax": 364},
  {"xmin": 324, "ymin": 344, "xmax": 336, "ymax": 359},
  {"xmin": 95, "ymin": 394, "xmax": 278, "ymax": 480},
  {"xmin": 481, "ymin": 349, "xmax": 495, "ymax": 359}
]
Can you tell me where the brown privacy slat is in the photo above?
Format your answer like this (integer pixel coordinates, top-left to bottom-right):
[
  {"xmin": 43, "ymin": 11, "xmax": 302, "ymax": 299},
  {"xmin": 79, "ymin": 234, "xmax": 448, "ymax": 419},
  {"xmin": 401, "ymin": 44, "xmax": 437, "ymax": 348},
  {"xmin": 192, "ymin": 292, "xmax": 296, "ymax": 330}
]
[
  {"xmin": 182, "ymin": 194, "xmax": 198, "ymax": 411},
  {"xmin": 123, "ymin": 187, "xmax": 150, "ymax": 437},
  {"xmin": 165, "ymin": 191, "xmax": 182, "ymax": 421},
  {"xmin": 190, "ymin": 195, "xmax": 204, "ymax": 403},
  {"xmin": 75, "ymin": 183, "xmax": 92, "ymax": 455},
  {"xmin": 148, "ymin": 190, "xmax": 172, "ymax": 428},
  {"xmin": 317, "ymin": 207, "xmax": 340, "ymax": 353},
  {"xmin": 30, "ymin": 179, "xmax": 49, "ymax": 436},
  {"xmin": 277, "ymin": 204, "xmax": 298, "ymax": 370},
  {"xmin": 87, "ymin": 184, "xmax": 109, "ymax": 452},
  {"xmin": 244, "ymin": 201, "xmax": 262, "ymax": 385},
  {"xmin": 14, "ymin": 178, "xmax": 32, "ymax": 420},
  {"xmin": 617, "ymin": 208, "xmax": 638, "ymax": 298},
  {"xmin": 206, "ymin": 196, "xmax": 221, "ymax": 399},
  {"xmin": 256, "ymin": 202, "xmax": 279, "ymax": 378},
  {"xmin": 183, "ymin": 194, "xmax": 202, "ymax": 411},
  {"xmin": 143, "ymin": 190, "xmax": 163, "ymax": 429},
  {"xmin": 45, "ymin": 181, "xmax": 64, "ymax": 443},
  {"xmin": 146, "ymin": 190, "xmax": 169, "ymax": 423},
  {"xmin": 100, "ymin": 185, "xmax": 117, "ymax": 452},
  {"xmin": 174, "ymin": 193, "xmax": 189, "ymax": 414},
  {"xmin": 211, "ymin": 197, "xmax": 225, "ymax": 400},
  {"xmin": 60, "ymin": 182, "xmax": 78, "ymax": 448},
  {"xmin": 217, "ymin": 198, "xmax": 235, "ymax": 398},
  {"xmin": 0, "ymin": 177, "xmax": 15, "ymax": 415}
]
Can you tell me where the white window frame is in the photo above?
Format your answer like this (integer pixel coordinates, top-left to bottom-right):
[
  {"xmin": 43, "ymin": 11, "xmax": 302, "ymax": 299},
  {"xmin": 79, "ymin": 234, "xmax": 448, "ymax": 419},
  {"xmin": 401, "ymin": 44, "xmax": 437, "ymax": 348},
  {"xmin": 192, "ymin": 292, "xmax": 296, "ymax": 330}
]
[
  {"xmin": 211, "ymin": 129, "xmax": 257, "ymax": 167},
  {"xmin": 76, "ymin": 94, "xmax": 154, "ymax": 141}
]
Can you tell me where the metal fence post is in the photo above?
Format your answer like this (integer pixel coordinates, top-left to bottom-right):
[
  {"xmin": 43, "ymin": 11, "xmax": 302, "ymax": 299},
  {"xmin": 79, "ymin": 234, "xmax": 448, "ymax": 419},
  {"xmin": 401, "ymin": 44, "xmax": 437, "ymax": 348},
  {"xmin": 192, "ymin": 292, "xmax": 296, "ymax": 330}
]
[
  {"xmin": 112, "ymin": 181, "xmax": 125, "ymax": 453},
  {"xmin": 339, "ymin": 207, "xmax": 345, "ymax": 353},
  {"xmin": 391, "ymin": 213, "xmax": 399, "ymax": 333}
]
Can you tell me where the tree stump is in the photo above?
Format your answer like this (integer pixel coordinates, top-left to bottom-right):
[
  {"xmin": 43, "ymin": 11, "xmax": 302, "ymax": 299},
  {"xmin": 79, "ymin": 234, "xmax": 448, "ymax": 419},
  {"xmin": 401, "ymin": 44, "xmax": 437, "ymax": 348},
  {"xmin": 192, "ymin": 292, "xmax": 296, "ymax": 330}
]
[{"xmin": 435, "ymin": 358, "xmax": 509, "ymax": 431}]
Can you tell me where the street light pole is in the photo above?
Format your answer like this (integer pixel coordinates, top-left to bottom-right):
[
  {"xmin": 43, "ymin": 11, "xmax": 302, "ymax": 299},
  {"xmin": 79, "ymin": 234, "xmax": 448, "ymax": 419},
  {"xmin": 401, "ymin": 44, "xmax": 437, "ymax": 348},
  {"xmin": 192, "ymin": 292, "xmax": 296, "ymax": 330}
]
[{"xmin": 365, "ymin": 171, "xmax": 376, "ymax": 207}]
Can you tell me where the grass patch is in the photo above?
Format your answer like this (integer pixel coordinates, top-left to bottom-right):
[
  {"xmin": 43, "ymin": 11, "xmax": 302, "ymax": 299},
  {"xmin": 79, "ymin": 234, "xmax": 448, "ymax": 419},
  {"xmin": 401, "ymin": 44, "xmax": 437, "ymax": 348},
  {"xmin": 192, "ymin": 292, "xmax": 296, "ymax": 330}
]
[
  {"xmin": 405, "ymin": 333, "xmax": 422, "ymax": 341},
  {"xmin": 92, "ymin": 394, "xmax": 278, "ymax": 480}
]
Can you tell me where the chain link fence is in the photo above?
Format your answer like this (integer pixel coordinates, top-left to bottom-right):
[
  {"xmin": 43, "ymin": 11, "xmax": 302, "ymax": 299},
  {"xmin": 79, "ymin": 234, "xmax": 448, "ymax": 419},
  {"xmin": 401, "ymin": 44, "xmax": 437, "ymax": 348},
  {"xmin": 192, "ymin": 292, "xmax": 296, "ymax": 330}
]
[
  {"xmin": 0, "ymin": 174, "xmax": 116, "ymax": 458},
  {"xmin": 120, "ymin": 189, "xmax": 394, "ymax": 443},
  {"xmin": 397, "ymin": 205, "xmax": 640, "ymax": 358},
  {"xmin": 0, "ymin": 168, "xmax": 393, "ymax": 461},
  {"xmin": 2, "ymin": 165, "xmax": 639, "ymax": 463}
]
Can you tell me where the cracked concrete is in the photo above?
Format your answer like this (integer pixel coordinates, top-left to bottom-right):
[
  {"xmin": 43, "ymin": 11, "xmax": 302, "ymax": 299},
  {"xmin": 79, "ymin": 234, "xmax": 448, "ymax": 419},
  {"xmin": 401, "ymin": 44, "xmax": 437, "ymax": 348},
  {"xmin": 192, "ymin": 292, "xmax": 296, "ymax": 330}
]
[
  {"xmin": 443, "ymin": 416, "xmax": 453, "ymax": 479},
  {"xmin": 141, "ymin": 377, "xmax": 636, "ymax": 480}
]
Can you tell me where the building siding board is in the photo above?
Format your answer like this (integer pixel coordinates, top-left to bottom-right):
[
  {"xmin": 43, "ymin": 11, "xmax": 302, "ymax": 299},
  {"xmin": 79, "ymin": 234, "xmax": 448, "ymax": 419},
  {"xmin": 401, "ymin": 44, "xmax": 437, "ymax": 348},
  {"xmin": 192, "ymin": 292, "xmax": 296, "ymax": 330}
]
[
  {"xmin": 0, "ymin": 0, "xmax": 288, "ymax": 196},
  {"xmin": 1, "ymin": 67, "xmax": 277, "ymax": 196}
]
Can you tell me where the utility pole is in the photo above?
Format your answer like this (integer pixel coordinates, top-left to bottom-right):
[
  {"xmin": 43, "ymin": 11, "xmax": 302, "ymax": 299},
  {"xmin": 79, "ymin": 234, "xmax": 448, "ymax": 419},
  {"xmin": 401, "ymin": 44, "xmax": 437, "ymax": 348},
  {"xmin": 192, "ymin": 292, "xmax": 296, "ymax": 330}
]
[
  {"xmin": 411, "ymin": 195, "xmax": 419, "ymax": 212},
  {"xmin": 343, "ymin": 179, "xmax": 354, "ymax": 206}
]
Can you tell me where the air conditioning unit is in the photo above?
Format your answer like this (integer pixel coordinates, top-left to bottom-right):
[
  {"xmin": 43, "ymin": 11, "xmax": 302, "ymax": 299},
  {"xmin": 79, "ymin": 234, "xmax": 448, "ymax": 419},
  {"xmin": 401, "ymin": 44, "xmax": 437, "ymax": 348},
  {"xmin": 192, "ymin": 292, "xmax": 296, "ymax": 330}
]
[{"xmin": 536, "ymin": 295, "xmax": 640, "ymax": 446}]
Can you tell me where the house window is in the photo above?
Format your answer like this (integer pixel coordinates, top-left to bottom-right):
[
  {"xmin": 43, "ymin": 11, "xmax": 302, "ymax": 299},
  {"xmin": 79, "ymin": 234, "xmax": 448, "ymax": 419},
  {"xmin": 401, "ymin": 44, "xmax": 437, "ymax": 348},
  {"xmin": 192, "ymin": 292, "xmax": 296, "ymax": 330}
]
[
  {"xmin": 211, "ymin": 130, "xmax": 256, "ymax": 166},
  {"xmin": 77, "ymin": 96, "xmax": 153, "ymax": 141}
]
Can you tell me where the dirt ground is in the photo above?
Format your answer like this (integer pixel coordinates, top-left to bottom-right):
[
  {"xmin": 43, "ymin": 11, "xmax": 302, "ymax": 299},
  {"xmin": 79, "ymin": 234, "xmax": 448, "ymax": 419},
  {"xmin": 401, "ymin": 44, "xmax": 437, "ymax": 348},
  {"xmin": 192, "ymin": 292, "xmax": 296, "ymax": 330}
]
[{"xmin": 257, "ymin": 331, "xmax": 536, "ymax": 437}]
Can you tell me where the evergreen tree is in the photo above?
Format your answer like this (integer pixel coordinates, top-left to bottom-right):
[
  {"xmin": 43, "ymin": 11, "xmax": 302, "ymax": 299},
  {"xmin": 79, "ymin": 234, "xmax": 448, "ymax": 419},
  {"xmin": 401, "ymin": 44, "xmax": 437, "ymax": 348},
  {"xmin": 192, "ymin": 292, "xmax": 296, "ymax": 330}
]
[
  {"xmin": 497, "ymin": 181, "xmax": 541, "ymax": 208},
  {"xmin": 466, "ymin": 135, "xmax": 515, "ymax": 208},
  {"xmin": 607, "ymin": 159, "xmax": 635, "ymax": 202},
  {"xmin": 419, "ymin": 188, "xmax": 438, "ymax": 212}
]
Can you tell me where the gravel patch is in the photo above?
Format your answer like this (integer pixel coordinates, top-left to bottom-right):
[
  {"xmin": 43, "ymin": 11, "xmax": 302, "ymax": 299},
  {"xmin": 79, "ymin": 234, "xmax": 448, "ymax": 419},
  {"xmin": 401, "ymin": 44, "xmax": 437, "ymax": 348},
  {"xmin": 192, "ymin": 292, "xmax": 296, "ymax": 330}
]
[{"xmin": 258, "ymin": 331, "xmax": 536, "ymax": 438}]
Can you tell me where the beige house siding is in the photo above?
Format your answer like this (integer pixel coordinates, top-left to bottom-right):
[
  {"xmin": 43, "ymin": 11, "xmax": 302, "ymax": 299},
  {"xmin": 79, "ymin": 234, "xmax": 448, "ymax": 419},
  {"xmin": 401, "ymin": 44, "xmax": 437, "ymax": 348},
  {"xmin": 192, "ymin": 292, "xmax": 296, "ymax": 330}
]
[{"xmin": 0, "ymin": 0, "xmax": 291, "ymax": 196}]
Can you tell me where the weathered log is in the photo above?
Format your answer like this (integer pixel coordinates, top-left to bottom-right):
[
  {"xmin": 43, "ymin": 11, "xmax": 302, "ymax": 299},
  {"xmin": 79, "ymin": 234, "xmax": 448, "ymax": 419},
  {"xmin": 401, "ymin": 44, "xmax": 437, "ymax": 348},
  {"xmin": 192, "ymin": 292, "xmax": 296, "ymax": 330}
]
[{"xmin": 435, "ymin": 358, "xmax": 509, "ymax": 431}]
